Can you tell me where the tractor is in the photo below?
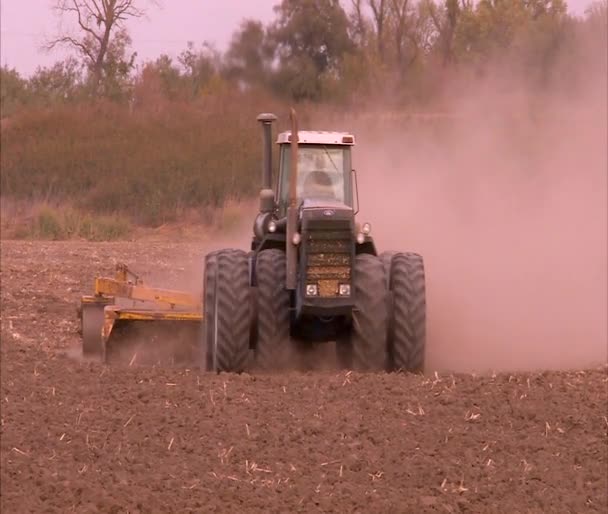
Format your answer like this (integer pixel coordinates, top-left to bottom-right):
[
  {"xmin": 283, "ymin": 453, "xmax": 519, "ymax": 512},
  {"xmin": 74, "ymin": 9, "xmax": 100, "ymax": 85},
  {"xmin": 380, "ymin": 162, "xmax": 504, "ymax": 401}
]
[{"xmin": 203, "ymin": 109, "xmax": 426, "ymax": 373}]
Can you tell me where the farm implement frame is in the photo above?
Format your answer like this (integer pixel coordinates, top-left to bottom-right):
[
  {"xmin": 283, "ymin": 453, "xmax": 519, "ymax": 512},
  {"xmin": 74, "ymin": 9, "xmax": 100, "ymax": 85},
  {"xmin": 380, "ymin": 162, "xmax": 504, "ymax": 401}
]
[{"xmin": 78, "ymin": 264, "xmax": 202, "ymax": 362}]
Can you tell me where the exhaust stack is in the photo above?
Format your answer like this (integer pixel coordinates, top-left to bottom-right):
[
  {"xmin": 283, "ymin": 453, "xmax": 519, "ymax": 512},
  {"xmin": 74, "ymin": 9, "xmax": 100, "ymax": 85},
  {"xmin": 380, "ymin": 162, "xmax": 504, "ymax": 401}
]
[
  {"xmin": 285, "ymin": 108, "xmax": 299, "ymax": 290},
  {"xmin": 256, "ymin": 113, "xmax": 277, "ymax": 189}
]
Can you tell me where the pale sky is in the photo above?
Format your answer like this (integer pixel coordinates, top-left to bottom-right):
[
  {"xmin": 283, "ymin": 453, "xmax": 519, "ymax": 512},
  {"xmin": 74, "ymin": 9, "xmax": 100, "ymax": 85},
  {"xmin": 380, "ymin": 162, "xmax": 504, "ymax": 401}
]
[
  {"xmin": 0, "ymin": 0, "xmax": 279, "ymax": 76},
  {"xmin": 0, "ymin": 0, "xmax": 596, "ymax": 77}
]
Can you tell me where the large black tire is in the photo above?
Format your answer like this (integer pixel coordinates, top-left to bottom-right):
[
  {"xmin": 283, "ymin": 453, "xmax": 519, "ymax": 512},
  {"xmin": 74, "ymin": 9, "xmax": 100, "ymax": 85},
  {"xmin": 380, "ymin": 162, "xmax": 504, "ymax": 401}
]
[
  {"xmin": 255, "ymin": 249, "xmax": 291, "ymax": 371},
  {"xmin": 347, "ymin": 253, "xmax": 390, "ymax": 372},
  {"xmin": 203, "ymin": 249, "xmax": 251, "ymax": 373},
  {"xmin": 386, "ymin": 252, "xmax": 426, "ymax": 373}
]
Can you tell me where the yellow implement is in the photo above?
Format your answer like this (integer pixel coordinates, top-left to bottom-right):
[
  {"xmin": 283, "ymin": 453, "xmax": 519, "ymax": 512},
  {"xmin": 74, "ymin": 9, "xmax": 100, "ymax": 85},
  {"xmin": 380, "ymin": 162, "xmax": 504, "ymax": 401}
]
[{"xmin": 79, "ymin": 264, "xmax": 202, "ymax": 363}]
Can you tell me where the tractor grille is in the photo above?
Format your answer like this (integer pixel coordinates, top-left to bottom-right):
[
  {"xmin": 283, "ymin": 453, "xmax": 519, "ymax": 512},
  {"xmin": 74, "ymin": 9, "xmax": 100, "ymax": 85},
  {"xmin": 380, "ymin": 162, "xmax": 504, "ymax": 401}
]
[{"xmin": 305, "ymin": 229, "xmax": 352, "ymax": 296}]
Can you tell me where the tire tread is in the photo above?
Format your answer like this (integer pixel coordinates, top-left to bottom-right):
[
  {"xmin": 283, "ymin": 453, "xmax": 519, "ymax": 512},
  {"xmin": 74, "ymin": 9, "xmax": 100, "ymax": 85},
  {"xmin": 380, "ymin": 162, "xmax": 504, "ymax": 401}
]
[
  {"xmin": 255, "ymin": 249, "xmax": 291, "ymax": 371},
  {"xmin": 350, "ymin": 253, "xmax": 389, "ymax": 371},
  {"xmin": 390, "ymin": 252, "xmax": 426, "ymax": 373},
  {"xmin": 204, "ymin": 249, "xmax": 251, "ymax": 372}
]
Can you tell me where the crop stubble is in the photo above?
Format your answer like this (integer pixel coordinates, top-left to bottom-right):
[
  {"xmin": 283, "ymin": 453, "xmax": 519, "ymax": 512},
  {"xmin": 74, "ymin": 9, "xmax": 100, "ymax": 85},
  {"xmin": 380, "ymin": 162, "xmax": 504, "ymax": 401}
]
[{"xmin": 1, "ymin": 241, "xmax": 606, "ymax": 513}]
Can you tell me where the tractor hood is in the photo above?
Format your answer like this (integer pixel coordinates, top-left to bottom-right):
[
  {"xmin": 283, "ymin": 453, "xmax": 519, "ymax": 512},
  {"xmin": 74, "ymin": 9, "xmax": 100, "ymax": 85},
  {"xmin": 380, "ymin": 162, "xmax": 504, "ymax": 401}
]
[
  {"xmin": 300, "ymin": 198, "xmax": 353, "ymax": 214},
  {"xmin": 299, "ymin": 198, "xmax": 354, "ymax": 231}
]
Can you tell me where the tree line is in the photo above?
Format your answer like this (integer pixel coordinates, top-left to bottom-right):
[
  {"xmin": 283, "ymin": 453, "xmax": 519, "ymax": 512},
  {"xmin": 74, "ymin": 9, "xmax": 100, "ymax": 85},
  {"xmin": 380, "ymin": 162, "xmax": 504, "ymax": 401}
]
[{"xmin": 2, "ymin": 0, "xmax": 606, "ymax": 116}]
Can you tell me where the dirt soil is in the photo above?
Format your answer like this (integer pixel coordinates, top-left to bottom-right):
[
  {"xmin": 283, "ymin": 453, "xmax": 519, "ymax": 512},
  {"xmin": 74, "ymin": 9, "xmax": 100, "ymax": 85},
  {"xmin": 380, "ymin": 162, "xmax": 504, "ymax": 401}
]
[{"xmin": 1, "ymin": 240, "xmax": 607, "ymax": 513}]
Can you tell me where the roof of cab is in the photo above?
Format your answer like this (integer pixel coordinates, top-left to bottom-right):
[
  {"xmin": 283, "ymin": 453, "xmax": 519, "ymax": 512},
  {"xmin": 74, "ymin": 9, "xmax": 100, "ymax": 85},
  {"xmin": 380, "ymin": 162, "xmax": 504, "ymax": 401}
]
[{"xmin": 276, "ymin": 130, "xmax": 355, "ymax": 145}]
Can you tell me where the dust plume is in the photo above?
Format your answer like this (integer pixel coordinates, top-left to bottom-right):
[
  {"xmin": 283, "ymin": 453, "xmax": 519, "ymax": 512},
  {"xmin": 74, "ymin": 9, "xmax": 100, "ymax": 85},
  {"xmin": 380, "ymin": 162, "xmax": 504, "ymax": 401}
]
[
  {"xmin": 348, "ymin": 62, "xmax": 607, "ymax": 374},
  {"xmin": 131, "ymin": 200, "xmax": 260, "ymax": 297},
  {"xmin": 139, "ymin": 29, "xmax": 606, "ymax": 375}
]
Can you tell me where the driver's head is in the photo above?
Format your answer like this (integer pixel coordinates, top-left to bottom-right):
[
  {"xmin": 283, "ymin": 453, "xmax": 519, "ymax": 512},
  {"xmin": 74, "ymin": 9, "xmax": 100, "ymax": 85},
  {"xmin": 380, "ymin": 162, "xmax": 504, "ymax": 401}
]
[
  {"xmin": 314, "ymin": 154, "xmax": 328, "ymax": 170},
  {"xmin": 302, "ymin": 171, "xmax": 335, "ymax": 198}
]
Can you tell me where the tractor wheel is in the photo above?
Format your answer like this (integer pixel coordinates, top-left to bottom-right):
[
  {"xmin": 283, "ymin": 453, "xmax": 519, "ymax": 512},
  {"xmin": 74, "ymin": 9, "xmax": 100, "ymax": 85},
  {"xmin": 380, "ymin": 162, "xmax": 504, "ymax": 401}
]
[
  {"xmin": 203, "ymin": 249, "xmax": 251, "ymax": 373},
  {"xmin": 349, "ymin": 253, "xmax": 389, "ymax": 371},
  {"xmin": 81, "ymin": 302, "xmax": 105, "ymax": 360},
  {"xmin": 255, "ymin": 249, "xmax": 291, "ymax": 371},
  {"xmin": 388, "ymin": 252, "xmax": 426, "ymax": 373}
]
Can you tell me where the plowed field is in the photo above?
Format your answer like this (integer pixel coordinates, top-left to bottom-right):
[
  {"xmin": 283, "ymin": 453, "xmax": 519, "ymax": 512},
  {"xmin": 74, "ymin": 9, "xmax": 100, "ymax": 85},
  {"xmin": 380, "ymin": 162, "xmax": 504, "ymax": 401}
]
[{"xmin": 1, "ymin": 241, "xmax": 606, "ymax": 513}]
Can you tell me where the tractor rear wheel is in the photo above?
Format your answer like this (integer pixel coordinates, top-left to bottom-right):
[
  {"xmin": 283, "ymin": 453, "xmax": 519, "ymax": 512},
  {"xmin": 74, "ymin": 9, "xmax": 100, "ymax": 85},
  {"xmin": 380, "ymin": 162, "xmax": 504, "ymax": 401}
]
[
  {"xmin": 386, "ymin": 252, "xmax": 426, "ymax": 373},
  {"xmin": 203, "ymin": 249, "xmax": 251, "ymax": 373},
  {"xmin": 255, "ymin": 249, "xmax": 291, "ymax": 371},
  {"xmin": 346, "ymin": 253, "xmax": 389, "ymax": 371}
]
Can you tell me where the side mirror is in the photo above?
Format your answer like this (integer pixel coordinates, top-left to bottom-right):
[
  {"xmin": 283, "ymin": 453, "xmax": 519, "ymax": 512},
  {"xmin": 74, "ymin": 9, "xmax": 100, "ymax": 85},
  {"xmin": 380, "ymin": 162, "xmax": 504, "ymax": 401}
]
[
  {"xmin": 259, "ymin": 188, "xmax": 275, "ymax": 213},
  {"xmin": 352, "ymin": 169, "xmax": 360, "ymax": 215}
]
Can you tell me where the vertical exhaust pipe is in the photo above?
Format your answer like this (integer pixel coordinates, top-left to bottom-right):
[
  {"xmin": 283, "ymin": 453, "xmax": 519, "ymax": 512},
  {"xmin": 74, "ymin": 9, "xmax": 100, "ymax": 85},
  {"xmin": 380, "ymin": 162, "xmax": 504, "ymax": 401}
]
[
  {"xmin": 256, "ymin": 113, "xmax": 277, "ymax": 189},
  {"xmin": 285, "ymin": 108, "xmax": 299, "ymax": 290}
]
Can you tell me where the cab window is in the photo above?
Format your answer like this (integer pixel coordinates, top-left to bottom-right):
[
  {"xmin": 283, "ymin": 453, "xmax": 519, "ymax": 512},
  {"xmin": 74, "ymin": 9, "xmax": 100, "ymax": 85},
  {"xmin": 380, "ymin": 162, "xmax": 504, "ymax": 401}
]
[{"xmin": 278, "ymin": 144, "xmax": 352, "ymax": 213}]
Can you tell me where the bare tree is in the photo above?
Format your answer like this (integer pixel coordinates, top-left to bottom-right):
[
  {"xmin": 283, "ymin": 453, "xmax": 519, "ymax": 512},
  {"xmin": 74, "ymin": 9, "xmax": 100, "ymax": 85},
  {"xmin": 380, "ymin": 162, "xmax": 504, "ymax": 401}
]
[
  {"xmin": 425, "ymin": 0, "xmax": 465, "ymax": 66},
  {"xmin": 390, "ymin": 0, "xmax": 418, "ymax": 73},
  {"xmin": 349, "ymin": 0, "xmax": 369, "ymax": 46},
  {"xmin": 46, "ymin": 1, "xmax": 159, "ymax": 90},
  {"xmin": 368, "ymin": 0, "xmax": 388, "ymax": 60}
]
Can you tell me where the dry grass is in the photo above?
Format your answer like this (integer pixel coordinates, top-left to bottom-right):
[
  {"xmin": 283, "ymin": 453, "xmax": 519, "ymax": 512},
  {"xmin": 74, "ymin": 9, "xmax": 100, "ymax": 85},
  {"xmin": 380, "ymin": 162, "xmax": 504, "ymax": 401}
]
[
  {"xmin": 0, "ymin": 199, "xmax": 132, "ymax": 241},
  {"xmin": 0, "ymin": 196, "xmax": 258, "ymax": 242},
  {"xmin": 0, "ymin": 96, "xmax": 277, "ymax": 228}
]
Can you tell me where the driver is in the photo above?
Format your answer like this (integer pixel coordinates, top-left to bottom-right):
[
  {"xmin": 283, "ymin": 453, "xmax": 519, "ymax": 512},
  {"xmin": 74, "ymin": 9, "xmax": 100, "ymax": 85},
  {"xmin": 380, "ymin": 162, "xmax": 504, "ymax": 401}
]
[{"xmin": 302, "ymin": 170, "xmax": 336, "ymax": 199}]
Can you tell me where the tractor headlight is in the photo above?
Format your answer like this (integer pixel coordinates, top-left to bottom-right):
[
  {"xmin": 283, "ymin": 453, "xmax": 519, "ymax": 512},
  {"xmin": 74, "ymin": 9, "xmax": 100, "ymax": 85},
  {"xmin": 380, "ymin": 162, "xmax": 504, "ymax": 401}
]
[
  {"xmin": 292, "ymin": 232, "xmax": 301, "ymax": 245},
  {"xmin": 306, "ymin": 284, "xmax": 318, "ymax": 296},
  {"xmin": 356, "ymin": 232, "xmax": 365, "ymax": 244},
  {"xmin": 268, "ymin": 220, "xmax": 277, "ymax": 233},
  {"xmin": 339, "ymin": 284, "xmax": 351, "ymax": 296},
  {"xmin": 362, "ymin": 222, "xmax": 371, "ymax": 235}
]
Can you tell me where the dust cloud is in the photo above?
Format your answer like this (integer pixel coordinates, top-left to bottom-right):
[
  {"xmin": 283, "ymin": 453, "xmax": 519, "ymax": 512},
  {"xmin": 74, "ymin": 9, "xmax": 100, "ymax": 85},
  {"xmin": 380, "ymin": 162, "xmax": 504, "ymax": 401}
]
[
  {"xmin": 162, "ymin": 39, "xmax": 607, "ymax": 375},
  {"xmin": 132, "ymin": 201, "xmax": 260, "ymax": 298},
  {"xmin": 347, "ymin": 65, "xmax": 607, "ymax": 373}
]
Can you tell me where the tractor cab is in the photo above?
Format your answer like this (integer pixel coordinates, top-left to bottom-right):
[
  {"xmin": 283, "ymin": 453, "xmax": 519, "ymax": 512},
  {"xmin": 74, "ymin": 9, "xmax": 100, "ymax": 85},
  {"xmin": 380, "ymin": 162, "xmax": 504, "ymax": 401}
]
[
  {"xmin": 274, "ymin": 131, "xmax": 356, "ymax": 217},
  {"xmin": 252, "ymin": 114, "xmax": 368, "ymax": 256}
]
